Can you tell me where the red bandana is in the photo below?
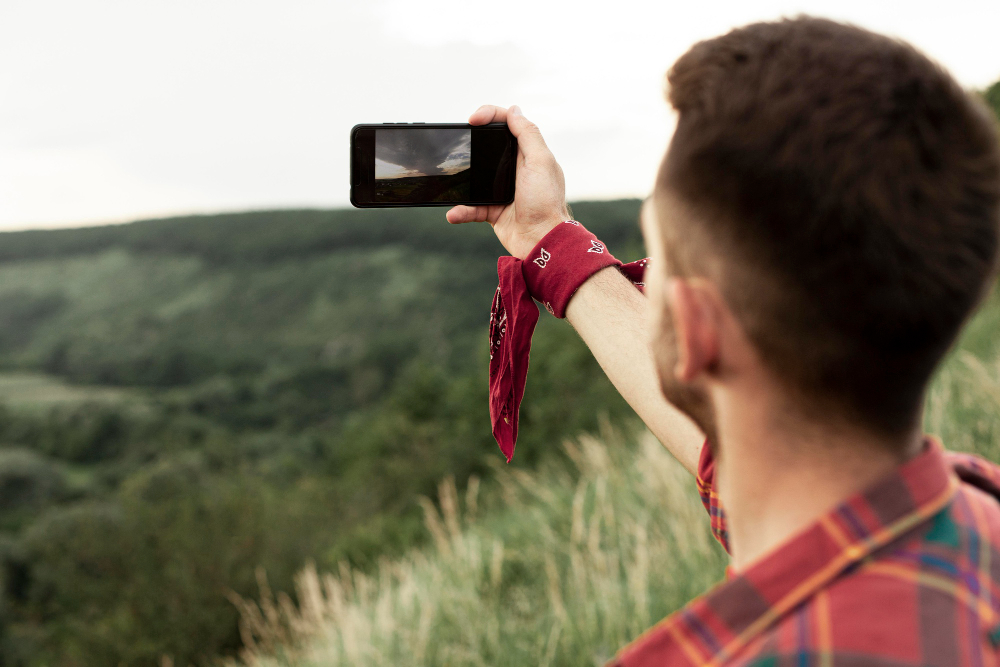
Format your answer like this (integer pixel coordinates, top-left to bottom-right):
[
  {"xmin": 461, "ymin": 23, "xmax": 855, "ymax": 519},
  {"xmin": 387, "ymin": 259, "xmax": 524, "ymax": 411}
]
[{"xmin": 488, "ymin": 221, "xmax": 649, "ymax": 461}]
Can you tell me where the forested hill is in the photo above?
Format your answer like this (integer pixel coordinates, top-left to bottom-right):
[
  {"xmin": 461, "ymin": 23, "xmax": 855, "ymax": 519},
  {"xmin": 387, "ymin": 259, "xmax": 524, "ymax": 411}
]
[
  {"xmin": 0, "ymin": 200, "xmax": 645, "ymax": 666},
  {"xmin": 0, "ymin": 201, "xmax": 645, "ymax": 388},
  {"xmin": 0, "ymin": 202, "xmax": 647, "ymax": 265}
]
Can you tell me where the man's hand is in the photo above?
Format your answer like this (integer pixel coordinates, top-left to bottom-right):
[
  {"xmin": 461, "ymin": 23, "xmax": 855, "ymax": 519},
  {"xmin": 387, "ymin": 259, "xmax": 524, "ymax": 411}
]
[{"xmin": 446, "ymin": 105, "xmax": 571, "ymax": 260}]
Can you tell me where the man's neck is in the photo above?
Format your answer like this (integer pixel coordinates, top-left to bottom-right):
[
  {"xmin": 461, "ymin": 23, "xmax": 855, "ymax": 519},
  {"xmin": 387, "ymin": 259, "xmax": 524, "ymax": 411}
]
[{"xmin": 713, "ymin": 391, "xmax": 923, "ymax": 572}]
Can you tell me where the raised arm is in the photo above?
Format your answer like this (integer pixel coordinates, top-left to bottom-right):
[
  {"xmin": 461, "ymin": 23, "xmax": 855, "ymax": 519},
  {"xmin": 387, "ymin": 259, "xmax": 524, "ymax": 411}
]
[
  {"xmin": 447, "ymin": 104, "xmax": 704, "ymax": 475},
  {"xmin": 565, "ymin": 265, "xmax": 703, "ymax": 474}
]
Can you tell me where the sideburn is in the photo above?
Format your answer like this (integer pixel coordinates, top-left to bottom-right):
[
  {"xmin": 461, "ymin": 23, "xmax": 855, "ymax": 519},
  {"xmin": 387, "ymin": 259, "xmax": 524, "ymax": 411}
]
[{"xmin": 652, "ymin": 292, "xmax": 720, "ymax": 450}]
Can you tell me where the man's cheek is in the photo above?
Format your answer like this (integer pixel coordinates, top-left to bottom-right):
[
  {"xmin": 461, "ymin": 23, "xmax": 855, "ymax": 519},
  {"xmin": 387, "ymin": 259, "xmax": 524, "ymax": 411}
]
[{"xmin": 650, "ymin": 305, "xmax": 679, "ymax": 394}]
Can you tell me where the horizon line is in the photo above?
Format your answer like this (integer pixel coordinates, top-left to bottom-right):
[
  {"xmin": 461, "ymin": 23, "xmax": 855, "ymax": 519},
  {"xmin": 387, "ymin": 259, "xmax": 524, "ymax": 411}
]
[{"xmin": 0, "ymin": 195, "xmax": 648, "ymax": 233}]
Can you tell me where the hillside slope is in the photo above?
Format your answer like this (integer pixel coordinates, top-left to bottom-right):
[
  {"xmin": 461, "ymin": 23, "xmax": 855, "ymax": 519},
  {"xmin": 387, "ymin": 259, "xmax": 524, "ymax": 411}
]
[
  {"xmin": 0, "ymin": 201, "xmax": 645, "ymax": 666},
  {"xmin": 0, "ymin": 201, "xmax": 645, "ymax": 388}
]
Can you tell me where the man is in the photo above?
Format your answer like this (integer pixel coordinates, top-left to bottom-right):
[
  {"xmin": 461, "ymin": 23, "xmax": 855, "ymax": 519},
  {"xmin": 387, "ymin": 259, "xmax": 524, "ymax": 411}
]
[{"xmin": 447, "ymin": 16, "xmax": 1000, "ymax": 667}]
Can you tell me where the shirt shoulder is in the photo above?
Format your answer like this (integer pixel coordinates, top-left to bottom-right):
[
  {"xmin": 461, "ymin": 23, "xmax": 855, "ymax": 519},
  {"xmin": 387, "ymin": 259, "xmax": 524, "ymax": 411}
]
[
  {"xmin": 947, "ymin": 450, "xmax": 1000, "ymax": 500},
  {"xmin": 735, "ymin": 492, "xmax": 1000, "ymax": 666},
  {"xmin": 614, "ymin": 441, "xmax": 1000, "ymax": 667}
]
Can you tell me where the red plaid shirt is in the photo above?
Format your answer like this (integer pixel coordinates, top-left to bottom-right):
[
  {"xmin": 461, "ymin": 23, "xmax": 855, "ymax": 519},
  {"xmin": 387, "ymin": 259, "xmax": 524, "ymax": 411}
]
[{"xmin": 612, "ymin": 437, "xmax": 1000, "ymax": 666}]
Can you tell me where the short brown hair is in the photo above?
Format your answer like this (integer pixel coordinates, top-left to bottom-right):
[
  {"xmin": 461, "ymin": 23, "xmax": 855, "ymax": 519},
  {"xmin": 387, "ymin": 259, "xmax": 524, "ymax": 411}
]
[{"xmin": 658, "ymin": 17, "xmax": 1000, "ymax": 437}]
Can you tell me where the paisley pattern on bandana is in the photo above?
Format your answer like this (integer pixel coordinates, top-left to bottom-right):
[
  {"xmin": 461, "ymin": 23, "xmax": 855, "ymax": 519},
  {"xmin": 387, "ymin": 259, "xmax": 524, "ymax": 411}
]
[{"xmin": 488, "ymin": 287, "xmax": 506, "ymax": 364}]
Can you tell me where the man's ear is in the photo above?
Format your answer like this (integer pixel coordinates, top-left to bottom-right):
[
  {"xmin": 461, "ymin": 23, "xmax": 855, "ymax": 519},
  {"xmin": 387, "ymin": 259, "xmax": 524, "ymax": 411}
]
[{"xmin": 668, "ymin": 278, "xmax": 721, "ymax": 382}]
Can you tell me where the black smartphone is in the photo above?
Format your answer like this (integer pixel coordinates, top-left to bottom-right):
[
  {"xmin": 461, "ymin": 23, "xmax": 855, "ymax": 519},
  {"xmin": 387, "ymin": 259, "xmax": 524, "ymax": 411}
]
[{"xmin": 350, "ymin": 123, "xmax": 516, "ymax": 207}]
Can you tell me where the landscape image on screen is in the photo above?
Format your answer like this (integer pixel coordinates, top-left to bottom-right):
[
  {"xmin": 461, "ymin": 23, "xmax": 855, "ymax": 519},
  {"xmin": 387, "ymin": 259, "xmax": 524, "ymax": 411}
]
[{"xmin": 375, "ymin": 128, "xmax": 471, "ymax": 202}]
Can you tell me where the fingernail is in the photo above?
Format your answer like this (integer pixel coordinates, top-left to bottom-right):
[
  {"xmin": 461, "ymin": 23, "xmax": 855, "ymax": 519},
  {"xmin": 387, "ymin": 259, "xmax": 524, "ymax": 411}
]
[{"xmin": 510, "ymin": 105, "xmax": 522, "ymax": 116}]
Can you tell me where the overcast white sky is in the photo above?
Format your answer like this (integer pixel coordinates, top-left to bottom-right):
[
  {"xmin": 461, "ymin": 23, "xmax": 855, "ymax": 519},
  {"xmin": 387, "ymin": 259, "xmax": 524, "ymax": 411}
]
[{"xmin": 1, "ymin": 0, "xmax": 998, "ymax": 230}]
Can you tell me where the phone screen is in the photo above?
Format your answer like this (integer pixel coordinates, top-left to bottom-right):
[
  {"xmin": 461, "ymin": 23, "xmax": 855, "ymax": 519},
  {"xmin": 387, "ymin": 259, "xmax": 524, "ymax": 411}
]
[
  {"xmin": 351, "ymin": 124, "xmax": 515, "ymax": 207},
  {"xmin": 375, "ymin": 127, "xmax": 471, "ymax": 203}
]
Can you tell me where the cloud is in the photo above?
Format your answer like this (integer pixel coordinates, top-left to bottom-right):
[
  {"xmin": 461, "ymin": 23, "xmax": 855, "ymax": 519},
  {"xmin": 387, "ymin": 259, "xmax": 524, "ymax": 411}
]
[{"xmin": 374, "ymin": 128, "xmax": 470, "ymax": 178}]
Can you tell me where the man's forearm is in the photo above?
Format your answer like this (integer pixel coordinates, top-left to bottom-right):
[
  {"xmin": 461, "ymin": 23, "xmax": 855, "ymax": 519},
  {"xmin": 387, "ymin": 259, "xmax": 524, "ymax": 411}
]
[{"xmin": 565, "ymin": 266, "xmax": 704, "ymax": 475}]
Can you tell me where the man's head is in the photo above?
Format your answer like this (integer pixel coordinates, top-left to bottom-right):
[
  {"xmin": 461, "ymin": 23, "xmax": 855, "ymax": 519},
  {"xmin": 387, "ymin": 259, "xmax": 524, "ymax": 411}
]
[{"xmin": 644, "ymin": 17, "xmax": 1000, "ymax": 446}]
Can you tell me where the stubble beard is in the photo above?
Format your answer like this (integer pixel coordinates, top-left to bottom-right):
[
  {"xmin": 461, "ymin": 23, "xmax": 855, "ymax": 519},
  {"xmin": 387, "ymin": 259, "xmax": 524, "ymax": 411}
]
[{"xmin": 652, "ymin": 303, "xmax": 720, "ymax": 451}]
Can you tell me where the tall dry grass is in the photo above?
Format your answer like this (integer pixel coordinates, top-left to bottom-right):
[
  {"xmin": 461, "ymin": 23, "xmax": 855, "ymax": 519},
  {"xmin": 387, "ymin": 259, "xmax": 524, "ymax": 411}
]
[
  {"xmin": 231, "ymin": 338, "xmax": 1000, "ymax": 667},
  {"xmin": 925, "ymin": 349, "xmax": 1000, "ymax": 461},
  {"xmin": 228, "ymin": 426, "xmax": 726, "ymax": 667}
]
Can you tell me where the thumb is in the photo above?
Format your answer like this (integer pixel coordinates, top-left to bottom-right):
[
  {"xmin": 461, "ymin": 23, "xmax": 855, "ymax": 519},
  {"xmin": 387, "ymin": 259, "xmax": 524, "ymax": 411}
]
[
  {"xmin": 446, "ymin": 205, "xmax": 491, "ymax": 224},
  {"xmin": 506, "ymin": 105, "xmax": 550, "ymax": 158}
]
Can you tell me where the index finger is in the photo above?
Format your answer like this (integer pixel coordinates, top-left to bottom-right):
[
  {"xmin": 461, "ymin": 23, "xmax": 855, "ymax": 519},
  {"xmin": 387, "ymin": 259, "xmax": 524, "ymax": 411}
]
[{"xmin": 469, "ymin": 105, "xmax": 508, "ymax": 126}]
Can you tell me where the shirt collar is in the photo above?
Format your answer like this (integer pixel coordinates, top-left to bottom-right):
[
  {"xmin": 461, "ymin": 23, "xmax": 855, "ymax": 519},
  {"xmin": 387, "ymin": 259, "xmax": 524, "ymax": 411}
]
[{"xmin": 615, "ymin": 437, "xmax": 958, "ymax": 667}]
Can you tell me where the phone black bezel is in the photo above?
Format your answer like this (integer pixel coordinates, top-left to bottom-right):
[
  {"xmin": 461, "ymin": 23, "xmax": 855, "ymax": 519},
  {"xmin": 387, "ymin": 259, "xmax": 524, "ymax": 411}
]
[{"xmin": 350, "ymin": 122, "xmax": 516, "ymax": 208}]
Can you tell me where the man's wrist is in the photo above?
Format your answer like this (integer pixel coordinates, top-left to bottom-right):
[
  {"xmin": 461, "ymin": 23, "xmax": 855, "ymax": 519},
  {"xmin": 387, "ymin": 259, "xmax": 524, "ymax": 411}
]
[
  {"xmin": 520, "ymin": 221, "xmax": 623, "ymax": 318},
  {"xmin": 516, "ymin": 217, "xmax": 571, "ymax": 260}
]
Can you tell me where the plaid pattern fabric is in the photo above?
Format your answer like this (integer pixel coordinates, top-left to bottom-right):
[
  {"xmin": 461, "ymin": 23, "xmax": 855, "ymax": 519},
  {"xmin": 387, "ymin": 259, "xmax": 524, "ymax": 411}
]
[
  {"xmin": 695, "ymin": 443, "xmax": 730, "ymax": 554},
  {"xmin": 612, "ymin": 437, "xmax": 1000, "ymax": 666}
]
